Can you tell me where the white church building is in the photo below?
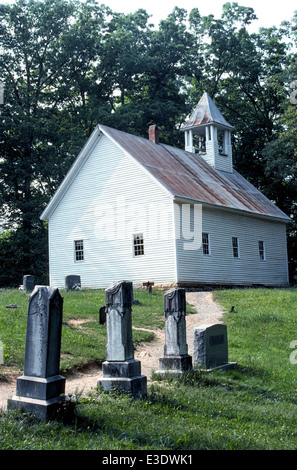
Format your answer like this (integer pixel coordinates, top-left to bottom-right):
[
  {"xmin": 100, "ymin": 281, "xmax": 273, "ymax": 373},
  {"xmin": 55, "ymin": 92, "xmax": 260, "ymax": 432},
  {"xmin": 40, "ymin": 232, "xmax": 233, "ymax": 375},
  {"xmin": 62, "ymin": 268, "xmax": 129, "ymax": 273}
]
[{"xmin": 40, "ymin": 93, "xmax": 290, "ymax": 289}]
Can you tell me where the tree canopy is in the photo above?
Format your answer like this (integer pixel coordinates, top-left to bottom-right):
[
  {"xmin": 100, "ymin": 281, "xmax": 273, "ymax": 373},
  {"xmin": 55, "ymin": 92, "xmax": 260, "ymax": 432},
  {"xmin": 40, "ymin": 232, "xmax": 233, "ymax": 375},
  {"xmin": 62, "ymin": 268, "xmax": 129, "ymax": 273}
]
[{"xmin": 0, "ymin": 0, "xmax": 296, "ymax": 285}]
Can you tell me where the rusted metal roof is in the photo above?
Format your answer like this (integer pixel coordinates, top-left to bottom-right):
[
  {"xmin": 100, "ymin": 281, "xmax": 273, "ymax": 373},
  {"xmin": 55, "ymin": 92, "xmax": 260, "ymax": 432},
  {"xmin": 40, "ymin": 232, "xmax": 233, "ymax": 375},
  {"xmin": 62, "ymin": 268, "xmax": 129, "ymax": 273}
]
[
  {"xmin": 101, "ymin": 124, "xmax": 290, "ymax": 222},
  {"xmin": 181, "ymin": 92, "xmax": 234, "ymax": 131}
]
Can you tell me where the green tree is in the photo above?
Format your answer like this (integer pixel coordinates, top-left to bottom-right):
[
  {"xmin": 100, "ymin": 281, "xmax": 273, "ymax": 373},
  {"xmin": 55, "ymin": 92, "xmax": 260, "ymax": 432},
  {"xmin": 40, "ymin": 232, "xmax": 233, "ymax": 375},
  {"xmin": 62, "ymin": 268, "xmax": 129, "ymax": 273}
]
[
  {"xmin": 188, "ymin": 2, "xmax": 297, "ymax": 279},
  {"xmin": 261, "ymin": 64, "xmax": 297, "ymax": 279},
  {"xmin": 94, "ymin": 7, "xmax": 197, "ymax": 146},
  {"xmin": 0, "ymin": 0, "xmax": 110, "ymax": 285}
]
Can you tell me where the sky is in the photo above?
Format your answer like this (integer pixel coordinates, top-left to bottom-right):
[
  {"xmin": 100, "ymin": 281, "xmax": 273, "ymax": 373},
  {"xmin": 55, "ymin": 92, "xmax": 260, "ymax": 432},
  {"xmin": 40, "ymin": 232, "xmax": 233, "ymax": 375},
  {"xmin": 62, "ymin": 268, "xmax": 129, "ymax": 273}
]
[
  {"xmin": 1, "ymin": 0, "xmax": 296, "ymax": 31},
  {"xmin": 99, "ymin": 0, "xmax": 296, "ymax": 31}
]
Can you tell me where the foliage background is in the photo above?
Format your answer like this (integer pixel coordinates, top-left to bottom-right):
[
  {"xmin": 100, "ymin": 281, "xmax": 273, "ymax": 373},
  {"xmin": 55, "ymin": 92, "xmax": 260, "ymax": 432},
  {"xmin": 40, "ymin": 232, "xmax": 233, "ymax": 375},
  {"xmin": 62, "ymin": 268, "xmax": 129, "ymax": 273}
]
[{"xmin": 0, "ymin": 0, "xmax": 296, "ymax": 286}]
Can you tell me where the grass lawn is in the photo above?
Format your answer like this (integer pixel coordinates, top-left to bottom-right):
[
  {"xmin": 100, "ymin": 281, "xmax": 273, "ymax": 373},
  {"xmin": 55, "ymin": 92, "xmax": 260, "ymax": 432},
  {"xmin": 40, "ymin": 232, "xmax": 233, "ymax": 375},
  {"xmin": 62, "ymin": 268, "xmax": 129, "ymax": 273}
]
[
  {"xmin": 0, "ymin": 287, "xmax": 164, "ymax": 373},
  {"xmin": 1, "ymin": 286, "xmax": 297, "ymax": 451}
]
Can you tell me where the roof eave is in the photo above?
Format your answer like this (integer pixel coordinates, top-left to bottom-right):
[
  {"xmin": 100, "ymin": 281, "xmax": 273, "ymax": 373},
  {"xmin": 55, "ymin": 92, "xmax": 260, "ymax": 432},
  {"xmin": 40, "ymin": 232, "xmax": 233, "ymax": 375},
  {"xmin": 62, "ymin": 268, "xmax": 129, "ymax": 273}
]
[
  {"xmin": 173, "ymin": 195, "xmax": 291, "ymax": 223},
  {"xmin": 181, "ymin": 121, "xmax": 235, "ymax": 132},
  {"xmin": 40, "ymin": 126, "xmax": 102, "ymax": 221}
]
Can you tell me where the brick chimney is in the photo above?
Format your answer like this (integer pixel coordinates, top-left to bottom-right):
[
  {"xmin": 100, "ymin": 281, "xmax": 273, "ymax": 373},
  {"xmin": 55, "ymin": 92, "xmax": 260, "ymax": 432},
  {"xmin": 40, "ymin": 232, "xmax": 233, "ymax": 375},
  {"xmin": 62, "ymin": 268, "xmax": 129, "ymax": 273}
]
[{"xmin": 148, "ymin": 124, "xmax": 159, "ymax": 144}]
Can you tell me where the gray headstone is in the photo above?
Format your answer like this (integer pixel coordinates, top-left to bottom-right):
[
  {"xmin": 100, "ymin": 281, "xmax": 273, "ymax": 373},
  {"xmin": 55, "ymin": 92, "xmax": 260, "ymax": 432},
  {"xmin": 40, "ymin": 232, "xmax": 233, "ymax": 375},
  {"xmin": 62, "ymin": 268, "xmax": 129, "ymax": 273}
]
[
  {"xmin": 65, "ymin": 275, "xmax": 81, "ymax": 291},
  {"xmin": 24, "ymin": 286, "xmax": 63, "ymax": 377},
  {"xmin": 158, "ymin": 288, "xmax": 192, "ymax": 373},
  {"xmin": 23, "ymin": 275, "xmax": 35, "ymax": 293},
  {"xmin": 98, "ymin": 281, "xmax": 147, "ymax": 397},
  {"xmin": 105, "ymin": 281, "xmax": 134, "ymax": 361},
  {"xmin": 193, "ymin": 323, "xmax": 235, "ymax": 370},
  {"xmin": 8, "ymin": 286, "xmax": 65, "ymax": 419}
]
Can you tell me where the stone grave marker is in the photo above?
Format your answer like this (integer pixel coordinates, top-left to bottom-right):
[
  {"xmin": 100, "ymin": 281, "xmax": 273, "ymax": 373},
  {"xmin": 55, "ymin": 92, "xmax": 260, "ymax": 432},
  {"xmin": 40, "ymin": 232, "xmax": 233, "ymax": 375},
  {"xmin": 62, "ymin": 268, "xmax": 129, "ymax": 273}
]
[
  {"xmin": 65, "ymin": 275, "xmax": 81, "ymax": 291},
  {"xmin": 23, "ymin": 275, "xmax": 35, "ymax": 293},
  {"xmin": 158, "ymin": 287, "xmax": 192, "ymax": 374},
  {"xmin": 193, "ymin": 323, "xmax": 236, "ymax": 371},
  {"xmin": 8, "ymin": 286, "xmax": 66, "ymax": 419},
  {"xmin": 142, "ymin": 281, "xmax": 154, "ymax": 293},
  {"xmin": 98, "ymin": 280, "xmax": 147, "ymax": 397}
]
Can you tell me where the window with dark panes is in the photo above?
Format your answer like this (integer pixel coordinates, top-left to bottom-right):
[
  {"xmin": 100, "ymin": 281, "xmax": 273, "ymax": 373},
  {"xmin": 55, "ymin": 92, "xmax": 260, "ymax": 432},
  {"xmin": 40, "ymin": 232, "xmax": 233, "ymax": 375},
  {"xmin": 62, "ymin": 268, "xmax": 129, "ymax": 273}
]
[
  {"xmin": 74, "ymin": 240, "xmax": 84, "ymax": 261},
  {"xmin": 259, "ymin": 240, "xmax": 265, "ymax": 260},
  {"xmin": 133, "ymin": 233, "xmax": 144, "ymax": 256},
  {"xmin": 202, "ymin": 232, "xmax": 210, "ymax": 255},
  {"xmin": 232, "ymin": 237, "xmax": 239, "ymax": 258}
]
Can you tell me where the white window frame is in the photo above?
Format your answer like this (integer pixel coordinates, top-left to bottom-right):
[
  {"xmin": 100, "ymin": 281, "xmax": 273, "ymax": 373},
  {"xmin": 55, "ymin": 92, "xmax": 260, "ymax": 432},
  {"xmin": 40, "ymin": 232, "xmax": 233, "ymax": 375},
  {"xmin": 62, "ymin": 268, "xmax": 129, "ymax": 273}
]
[
  {"xmin": 258, "ymin": 240, "xmax": 266, "ymax": 261},
  {"xmin": 133, "ymin": 233, "xmax": 144, "ymax": 257},
  {"xmin": 232, "ymin": 237, "xmax": 240, "ymax": 258},
  {"xmin": 74, "ymin": 239, "xmax": 84, "ymax": 262},
  {"xmin": 202, "ymin": 232, "xmax": 211, "ymax": 256}
]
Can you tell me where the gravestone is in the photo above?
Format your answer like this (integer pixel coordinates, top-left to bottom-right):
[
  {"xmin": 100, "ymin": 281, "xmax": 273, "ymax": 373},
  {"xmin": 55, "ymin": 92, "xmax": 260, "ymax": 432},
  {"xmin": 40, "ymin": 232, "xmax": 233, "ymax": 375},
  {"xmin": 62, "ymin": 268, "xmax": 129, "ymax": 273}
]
[
  {"xmin": 98, "ymin": 281, "xmax": 147, "ymax": 397},
  {"xmin": 193, "ymin": 323, "xmax": 236, "ymax": 370},
  {"xmin": 142, "ymin": 281, "xmax": 154, "ymax": 293},
  {"xmin": 8, "ymin": 286, "xmax": 65, "ymax": 419},
  {"xmin": 23, "ymin": 275, "xmax": 35, "ymax": 293},
  {"xmin": 158, "ymin": 288, "xmax": 192, "ymax": 374},
  {"xmin": 65, "ymin": 275, "xmax": 81, "ymax": 291}
]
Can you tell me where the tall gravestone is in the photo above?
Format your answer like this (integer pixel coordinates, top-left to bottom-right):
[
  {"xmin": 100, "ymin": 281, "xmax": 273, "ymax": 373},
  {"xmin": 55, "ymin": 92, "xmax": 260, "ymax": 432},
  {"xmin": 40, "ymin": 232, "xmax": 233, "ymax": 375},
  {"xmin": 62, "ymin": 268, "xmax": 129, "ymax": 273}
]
[
  {"xmin": 23, "ymin": 275, "xmax": 35, "ymax": 293},
  {"xmin": 193, "ymin": 323, "xmax": 236, "ymax": 370},
  {"xmin": 8, "ymin": 286, "xmax": 65, "ymax": 419},
  {"xmin": 158, "ymin": 288, "xmax": 192, "ymax": 374},
  {"xmin": 98, "ymin": 281, "xmax": 147, "ymax": 397}
]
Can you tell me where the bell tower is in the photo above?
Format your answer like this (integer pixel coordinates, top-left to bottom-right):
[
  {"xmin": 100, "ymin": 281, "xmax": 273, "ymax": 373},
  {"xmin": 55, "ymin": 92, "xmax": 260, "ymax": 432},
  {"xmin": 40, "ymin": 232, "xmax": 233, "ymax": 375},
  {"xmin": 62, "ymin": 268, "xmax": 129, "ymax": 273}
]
[{"xmin": 181, "ymin": 92, "xmax": 234, "ymax": 173}]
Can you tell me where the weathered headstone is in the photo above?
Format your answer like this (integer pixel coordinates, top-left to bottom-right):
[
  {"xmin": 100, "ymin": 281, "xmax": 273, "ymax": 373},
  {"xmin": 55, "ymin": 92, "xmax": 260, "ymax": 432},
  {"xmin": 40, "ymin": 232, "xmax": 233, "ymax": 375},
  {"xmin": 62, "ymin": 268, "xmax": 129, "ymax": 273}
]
[
  {"xmin": 193, "ymin": 323, "xmax": 236, "ymax": 370},
  {"xmin": 158, "ymin": 288, "xmax": 192, "ymax": 374},
  {"xmin": 8, "ymin": 286, "xmax": 65, "ymax": 419},
  {"xmin": 98, "ymin": 281, "xmax": 147, "ymax": 397},
  {"xmin": 65, "ymin": 275, "xmax": 81, "ymax": 291},
  {"xmin": 23, "ymin": 275, "xmax": 35, "ymax": 293}
]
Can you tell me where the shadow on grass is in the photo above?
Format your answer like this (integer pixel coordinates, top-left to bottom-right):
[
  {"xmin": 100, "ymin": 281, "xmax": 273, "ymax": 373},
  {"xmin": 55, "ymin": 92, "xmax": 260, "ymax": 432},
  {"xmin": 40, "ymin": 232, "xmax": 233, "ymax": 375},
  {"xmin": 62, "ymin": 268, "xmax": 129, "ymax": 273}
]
[
  {"xmin": 153, "ymin": 365, "xmax": 297, "ymax": 406},
  {"xmin": 70, "ymin": 388, "xmax": 258, "ymax": 450},
  {"xmin": 1, "ymin": 376, "xmax": 284, "ymax": 450},
  {"xmin": 152, "ymin": 363, "xmax": 271, "ymax": 387}
]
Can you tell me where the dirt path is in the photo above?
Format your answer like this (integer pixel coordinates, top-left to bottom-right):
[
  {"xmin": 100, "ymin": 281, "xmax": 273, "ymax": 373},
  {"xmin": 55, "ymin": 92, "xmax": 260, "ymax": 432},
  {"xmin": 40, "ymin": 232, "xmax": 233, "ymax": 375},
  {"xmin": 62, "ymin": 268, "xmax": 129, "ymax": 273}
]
[
  {"xmin": 134, "ymin": 291, "xmax": 224, "ymax": 380},
  {"xmin": 0, "ymin": 292, "xmax": 224, "ymax": 410}
]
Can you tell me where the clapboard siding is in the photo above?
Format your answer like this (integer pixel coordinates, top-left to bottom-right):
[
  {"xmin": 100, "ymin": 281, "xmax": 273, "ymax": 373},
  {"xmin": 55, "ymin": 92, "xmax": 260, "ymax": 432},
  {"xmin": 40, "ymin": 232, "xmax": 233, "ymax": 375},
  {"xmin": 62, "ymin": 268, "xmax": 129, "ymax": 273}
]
[
  {"xmin": 48, "ymin": 134, "xmax": 176, "ymax": 288},
  {"xmin": 46, "ymin": 127, "xmax": 289, "ymax": 289},
  {"xmin": 175, "ymin": 204, "xmax": 288, "ymax": 285}
]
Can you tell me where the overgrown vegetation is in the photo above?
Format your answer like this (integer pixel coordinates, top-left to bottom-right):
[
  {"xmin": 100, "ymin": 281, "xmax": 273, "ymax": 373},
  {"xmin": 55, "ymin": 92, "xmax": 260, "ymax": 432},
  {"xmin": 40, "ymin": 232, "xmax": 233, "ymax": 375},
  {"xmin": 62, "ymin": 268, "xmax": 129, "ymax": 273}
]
[{"xmin": 1, "ymin": 287, "xmax": 297, "ymax": 450}]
